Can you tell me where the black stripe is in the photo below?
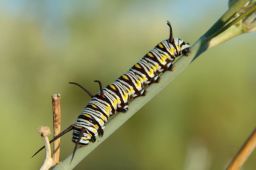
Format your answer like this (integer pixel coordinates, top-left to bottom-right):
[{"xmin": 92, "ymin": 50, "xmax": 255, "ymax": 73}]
[
  {"xmin": 96, "ymin": 92, "xmax": 115, "ymax": 114},
  {"xmin": 78, "ymin": 114, "xmax": 104, "ymax": 137},
  {"xmin": 87, "ymin": 104, "xmax": 109, "ymax": 120}
]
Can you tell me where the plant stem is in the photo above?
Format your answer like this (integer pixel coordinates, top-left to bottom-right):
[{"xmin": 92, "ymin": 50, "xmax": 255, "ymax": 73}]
[
  {"xmin": 227, "ymin": 128, "xmax": 256, "ymax": 170},
  {"xmin": 52, "ymin": 93, "xmax": 62, "ymax": 164},
  {"xmin": 39, "ymin": 127, "xmax": 55, "ymax": 170}
]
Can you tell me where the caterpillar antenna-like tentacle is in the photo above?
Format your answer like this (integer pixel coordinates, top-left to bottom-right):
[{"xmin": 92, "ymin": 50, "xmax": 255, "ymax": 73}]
[
  {"xmin": 71, "ymin": 128, "xmax": 85, "ymax": 162},
  {"xmin": 32, "ymin": 125, "xmax": 74, "ymax": 158},
  {"xmin": 167, "ymin": 20, "xmax": 174, "ymax": 43},
  {"xmin": 94, "ymin": 80, "xmax": 104, "ymax": 96},
  {"xmin": 69, "ymin": 81, "xmax": 94, "ymax": 97}
]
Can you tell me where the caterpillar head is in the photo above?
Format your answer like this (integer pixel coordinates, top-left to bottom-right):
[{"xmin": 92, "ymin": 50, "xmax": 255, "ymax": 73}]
[
  {"xmin": 71, "ymin": 126, "xmax": 92, "ymax": 161},
  {"xmin": 167, "ymin": 21, "xmax": 190, "ymax": 56},
  {"xmin": 174, "ymin": 38, "xmax": 190, "ymax": 56},
  {"xmin": 72, "ymin": 126, "xmax": 92, "ymax": 145}
]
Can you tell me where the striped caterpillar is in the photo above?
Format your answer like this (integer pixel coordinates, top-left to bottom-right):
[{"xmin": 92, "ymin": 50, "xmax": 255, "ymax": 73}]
[{"xmin": 33, "ymin": 21, "xmax": 190, "ymax": 159}]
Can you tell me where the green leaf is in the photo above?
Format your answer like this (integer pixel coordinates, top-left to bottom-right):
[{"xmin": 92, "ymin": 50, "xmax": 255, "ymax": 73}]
[{"xmin": 194, "ymin": 0, "xmax": 256, "ymax": 60}]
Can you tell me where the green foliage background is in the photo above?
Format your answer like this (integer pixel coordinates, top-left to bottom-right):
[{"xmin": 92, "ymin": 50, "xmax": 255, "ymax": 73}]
[{"xmin": 0, "ymin": 0, "xmax": 255, "ymax": 169}]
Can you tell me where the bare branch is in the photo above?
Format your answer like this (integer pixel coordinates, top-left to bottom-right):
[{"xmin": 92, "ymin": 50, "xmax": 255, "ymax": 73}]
[
  {"xmin": 227, "ymin": 128, "xmax": 256, "ymax": 170},
  {"xmin": 52, "ymin": 93, "xmax": 62, "ymax": 164},
  {"xmin": 39, "ymin": 126, "xmax": 55, "ymax": 170}
]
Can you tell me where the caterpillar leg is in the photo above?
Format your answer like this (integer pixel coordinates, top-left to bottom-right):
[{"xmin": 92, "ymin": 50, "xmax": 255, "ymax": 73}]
[
  {"xmin": 118, "ymin": 108, "xmax": 128, "ymax": 113},
  {"xmin": 140, "ymin": 89, "xmax": 146, "ymax": 96},
  {"xmin": 167, "ymin": 64, "xmax": 175, "ymax": 71},
  {"xmin": 132, "ymin": 88, "xmax": 146, "ymax": 99},
  {"xmin": 154, "ymin": 76, "xmax": 160, "ymax": 83},
  {"xmin": 149, "ymin": 72, "xmax": 160, "ymax": 84},
  {"xmin": 117, "ymin": 104, "xmax": 129, "ymax": 113}
]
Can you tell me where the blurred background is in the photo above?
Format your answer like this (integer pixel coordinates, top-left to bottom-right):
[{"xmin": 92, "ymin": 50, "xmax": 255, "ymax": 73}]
[{"xmin": 0, "ymin": 0, "xmax": 255, "ymax": 169}]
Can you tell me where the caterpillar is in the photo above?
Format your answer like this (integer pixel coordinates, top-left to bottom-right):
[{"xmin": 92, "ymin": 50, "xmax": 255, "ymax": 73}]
[{"xmin": 33, "ymin": 21, "xmax": 190, "ymax": 159}]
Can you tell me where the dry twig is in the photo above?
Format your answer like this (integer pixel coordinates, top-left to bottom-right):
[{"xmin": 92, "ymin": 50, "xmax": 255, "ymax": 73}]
[
  {"xmin": 39, "ymin": 126, "xmax": 55, "ymax": 170},
  {"xmin": 227, "ymin": 128, "xmax": 256, "ymax": 170},
  {"xmin": 52, "ymin": 93, "xmax": 62, "ymax": 164}
]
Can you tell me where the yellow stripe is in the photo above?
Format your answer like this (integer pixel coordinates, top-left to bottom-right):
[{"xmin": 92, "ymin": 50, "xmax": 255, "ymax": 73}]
[
  {"xmin": 135, "ymin": 81, "xmax": 141, "ymax": 89},
  {"xmin": 105, "ymin": 106, "xmax": 111, "ymax": 116},
  {"xmin": 83, "ymin": 114, "xmax": 92, "ymax": 118},
  {"xmin": 100, "ymin": 115, "xmax": 107, "ymax": 122},
  {"xmin": 112, "ymin": 99, "xmax": 118, "ymax": 108},
  {"xmin": 170, "ymin": 47, "xmax": 176, "ymax": 56},
  {"xmin": 159, "ymin": 43, "xmax": 164, "ymax": 48},
  {"xmin": 160, "ymin": 54, "xmax": 168, "ymax": 63},
  {"xmin": 93, "ymin": 124, "xmax": 99, "ymax": 130},
  {"xmin": 110, "ymin": 84, "xmax": 116, "ymax": 90},
  {"xmin": 148, "ymin": 68, "xmax": 154, "ymax": 77},
  {"xmin": 135, "ymin": 64, "xmax": 141, "ymax": 69},
  {"xmin": 98, "ymin": 119, "xmax": 104, "ymax": 125},
  {"xmin": 122, "ymin": 93, "xmax": 128, "ymax": 102},
  {"xmin": 122, "ymin": 75, "xmax": 129, "ymax": 80},
  {"xmin": 148, "ymin": 52, "xmax": 154, "ymax": 58}
]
